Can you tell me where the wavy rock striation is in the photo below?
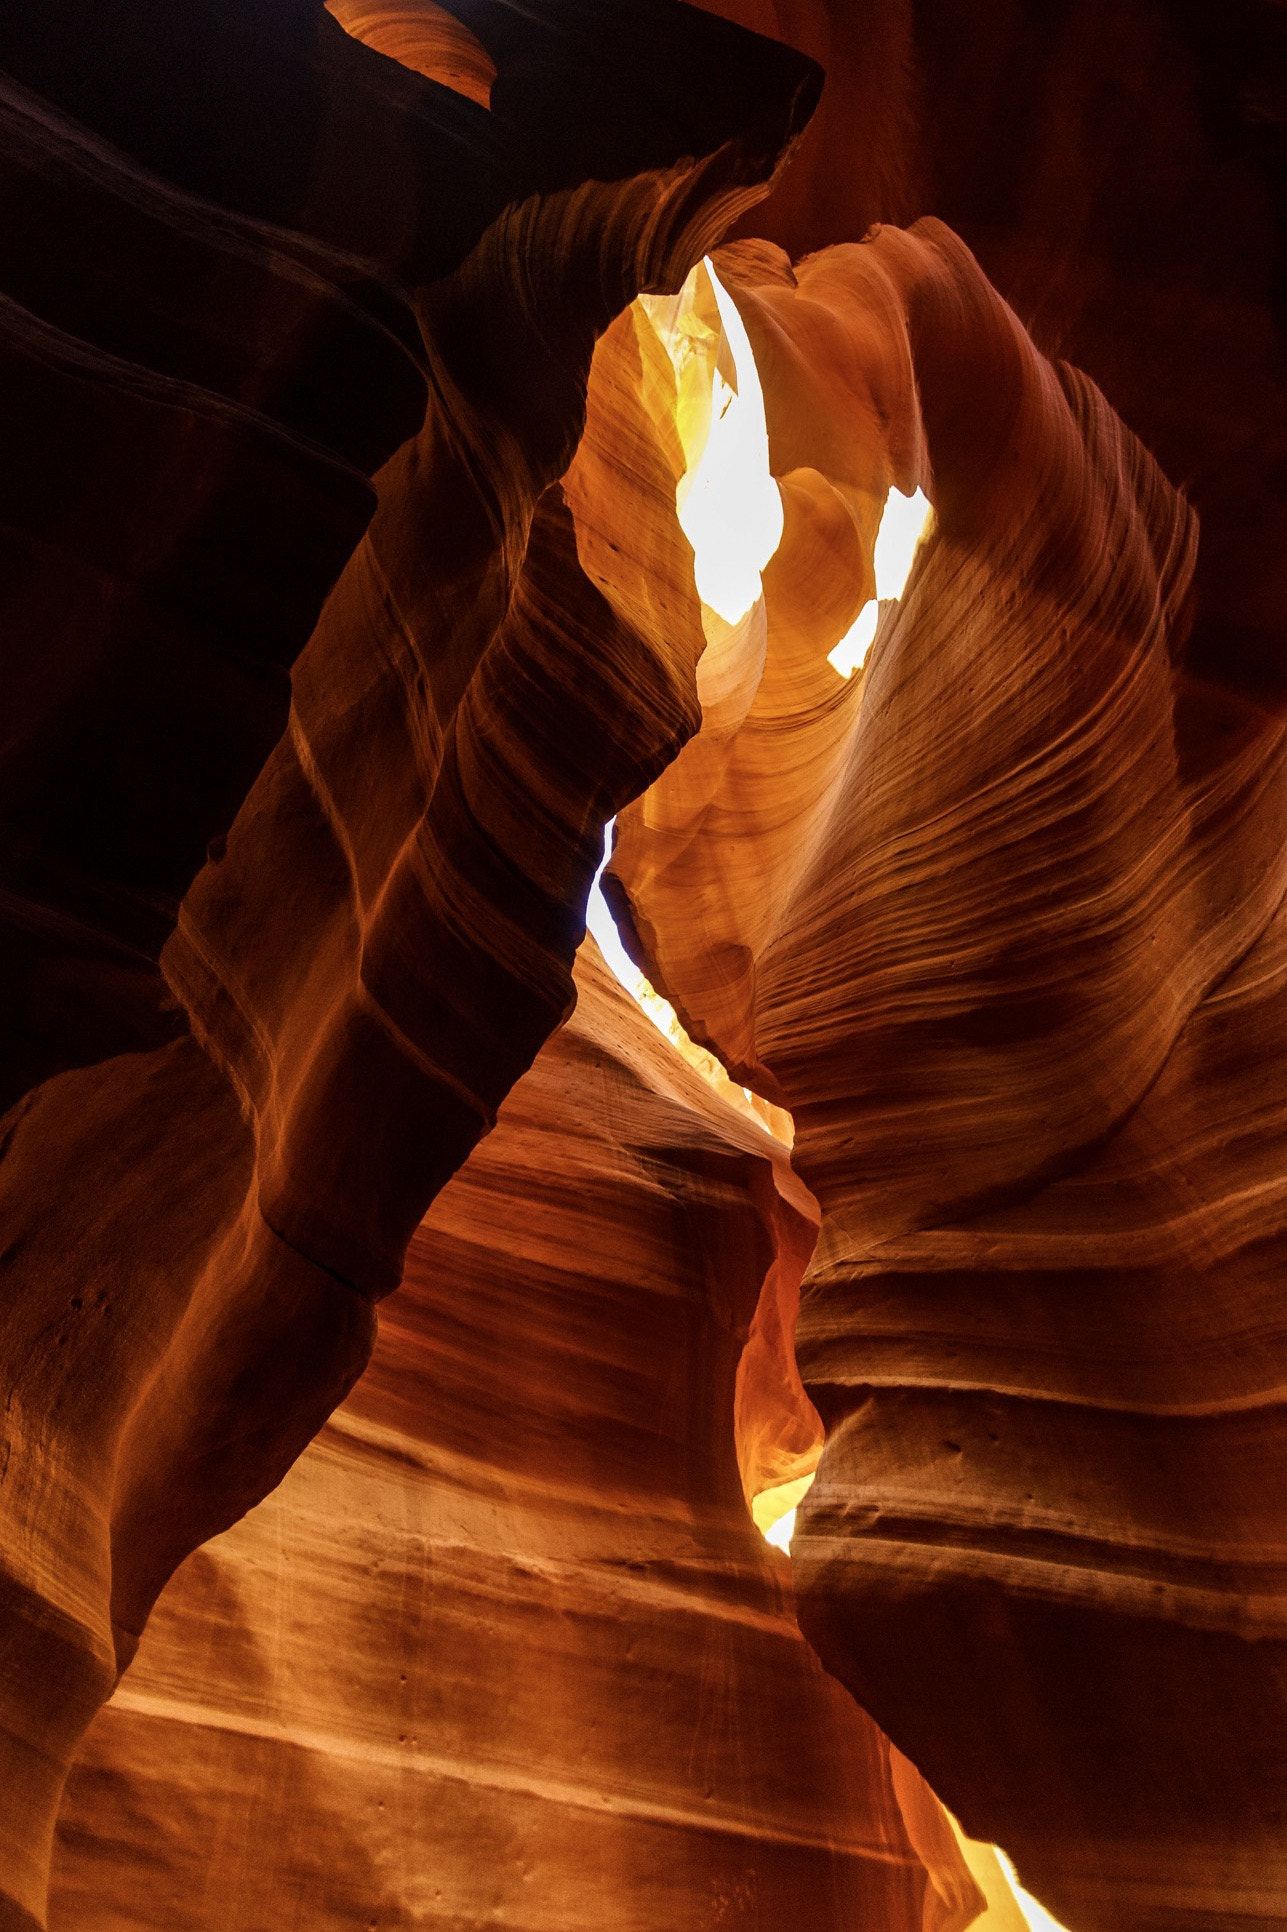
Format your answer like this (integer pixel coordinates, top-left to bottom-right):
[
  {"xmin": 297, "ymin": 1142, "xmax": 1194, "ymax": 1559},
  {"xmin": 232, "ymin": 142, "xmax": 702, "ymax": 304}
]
[
  {"xmin": 693, "ymin": 0, "xmax": 1287, "ymax": 716},
  {"xmin": 0, "ymin": 5, "xmax": 819, "ymax": 1924},
  {"xmin": 48, "ymin": 945, "xmax": 983, "ymax": 1932},
  {"xmin": 602, "ymin": 223, "xmax": 1287, "ymax": 1929}
]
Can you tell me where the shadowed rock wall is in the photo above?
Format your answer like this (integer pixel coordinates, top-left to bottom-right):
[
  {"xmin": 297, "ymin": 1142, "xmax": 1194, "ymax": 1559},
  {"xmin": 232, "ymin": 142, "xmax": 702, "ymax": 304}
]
[
  {"xmin": 0, "ymin": 5, "xmax": 819, "ymax": 1923},
  {"xmin": 7, "ymin": 2, "xmax": 1285, "ymax": 1927}
]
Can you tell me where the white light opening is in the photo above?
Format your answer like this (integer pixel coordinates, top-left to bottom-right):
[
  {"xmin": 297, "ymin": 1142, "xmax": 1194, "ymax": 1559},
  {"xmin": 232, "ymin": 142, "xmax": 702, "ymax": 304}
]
[
  {"xmin": 828, "ymin": 485, "xmax": 933, "ymax": 679},
  {"xmin": 642, "ymin": 257, "xmax": 784, "ymax": 628}
]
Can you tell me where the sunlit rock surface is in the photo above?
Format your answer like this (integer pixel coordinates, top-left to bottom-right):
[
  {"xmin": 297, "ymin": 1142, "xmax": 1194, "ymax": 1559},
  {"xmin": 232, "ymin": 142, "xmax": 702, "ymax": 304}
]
[
  {"xmin": 48, "ymin": 945, "xmax": 983, "ymax": 1932},
  {"xmin": 0, "ymin": 4, "xmax": 819, "ymax": 1923},
  {"xmin": 5, "ymin": 1, "xmax": 1285, "ymax": 1928},
  {"xmin": 601, "ymin": 224, "xmax": 1287, "ymax": 1930},
  {"xmin": 693, "ymin": 0, "xmax": 1287, "ymax": 720},
  {"xmin": 326, "ymin": 0, "xmax": 496, "ymax": 104}
]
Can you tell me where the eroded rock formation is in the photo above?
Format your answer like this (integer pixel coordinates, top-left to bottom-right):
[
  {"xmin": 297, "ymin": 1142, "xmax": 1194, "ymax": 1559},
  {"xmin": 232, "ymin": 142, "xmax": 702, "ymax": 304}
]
[
  {"xmin": 601, "ymin": 225, "xmax": 1287, "ymax": 1927},
  {"xmin": 693, "ymin": 0, "xmax": 1287, "ymax": 717},
  {"xmin": 0, "ymin": 4, "xmax": 818, "ymax": 1923},
  {"xmin": 5, "ymin": 0, "xmax": 1285, "ymax": 1927},
  {"xmin": 48, "ymin": 945, "xmax": 984, "ymax": 1932}
]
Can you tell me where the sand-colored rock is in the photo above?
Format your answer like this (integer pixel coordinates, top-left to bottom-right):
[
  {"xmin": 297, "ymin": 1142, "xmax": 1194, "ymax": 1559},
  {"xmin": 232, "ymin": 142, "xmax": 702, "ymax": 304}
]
[
  {"xmin": 602, "ymin": 224, "xmax": 1287, "ymax": 1928},
  {"xmin": 49, "ymin": 946, "xmax": 983, "ymax": 1932},
  {"xmin": 7, "ymin": 4, "xmax": 1284, "ymax": 1927}
]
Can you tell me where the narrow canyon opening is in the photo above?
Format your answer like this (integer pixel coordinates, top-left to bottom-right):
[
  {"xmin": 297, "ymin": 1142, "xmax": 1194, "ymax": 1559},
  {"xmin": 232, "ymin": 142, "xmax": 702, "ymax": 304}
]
[
  {"xmin": 584, "ymin": 259, "xmax": 1072, "ymax": 1932},
  {"xmin": 7, "ymin": 4, "xmax": 1280, "ymax": 1930}
]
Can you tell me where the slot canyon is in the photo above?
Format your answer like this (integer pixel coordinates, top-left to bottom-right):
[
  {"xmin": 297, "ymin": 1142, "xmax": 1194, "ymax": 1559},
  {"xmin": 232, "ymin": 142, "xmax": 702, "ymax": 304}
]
[{"xmin": 1, "ymin": 2, "xmax": 1284, "ymax": 1928}]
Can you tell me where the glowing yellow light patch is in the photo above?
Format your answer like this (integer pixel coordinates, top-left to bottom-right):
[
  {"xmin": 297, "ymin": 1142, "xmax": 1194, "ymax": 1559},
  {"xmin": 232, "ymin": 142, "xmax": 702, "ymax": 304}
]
[
  {"xmin": 950, "ymin": 1814, "xmax": 1079, "ymax": 1931},
  {"xmin": 641, "ymin": 258, "xmax": 784, "ymax": 627},
  {"xmin": 993, "ymin": 1850, "xmax": 1075, "ymax": 1931},
  {"xmin": 753, "ymin": 1471, "xmax": 816, "ymax": 1552}
]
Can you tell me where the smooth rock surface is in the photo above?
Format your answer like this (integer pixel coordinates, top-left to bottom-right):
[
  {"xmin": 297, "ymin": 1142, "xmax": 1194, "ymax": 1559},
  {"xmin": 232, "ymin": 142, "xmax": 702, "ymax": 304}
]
[
  {"xmin": 0, "ymin": 6, "xmax": 818, "ymax": 1923},
  {"xmin": 603, "ymin": 223, "xmax": 1287, "ymax": 1929},
  {"xmin": 49, "ymin": 945, "xmax": 983, "ymax": 1932}
]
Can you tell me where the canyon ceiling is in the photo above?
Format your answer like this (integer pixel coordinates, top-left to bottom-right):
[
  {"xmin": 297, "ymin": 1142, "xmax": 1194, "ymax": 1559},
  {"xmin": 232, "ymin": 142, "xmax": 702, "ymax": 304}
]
[{"xmin": 1, "ymin": 2, "xmax": 1285, "ymax": 1930}]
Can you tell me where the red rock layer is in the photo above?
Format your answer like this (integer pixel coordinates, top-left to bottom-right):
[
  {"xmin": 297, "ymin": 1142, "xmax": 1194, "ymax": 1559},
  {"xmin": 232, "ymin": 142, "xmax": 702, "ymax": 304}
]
[
  {"xmin": 0, "ymin": 7, "xmax": 819, "ymax": 1924},
  {"xmin": 601, "ymin": 225, "xmax": 1287, "ymax": 1928},
  {"xmin": 694, "ymin": 0, "xmax": 1287, "ymax": 798},
  {"xmin": 326, "ymin": 0, "xmax": 496, "ymax": 105},
  {"xmin": 48, "ymin": 946, "xmax": 983, "ymax": 1932}
]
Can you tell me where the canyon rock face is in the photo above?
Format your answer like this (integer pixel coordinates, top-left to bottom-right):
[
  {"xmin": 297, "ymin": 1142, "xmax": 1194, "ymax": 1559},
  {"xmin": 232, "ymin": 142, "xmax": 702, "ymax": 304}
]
[
  {"xmin": 602, "ymin": 224, "xmax": 1287, "ymax": 1929},
  {"xmin": 6, "ymin": 2, "xmax": 1285, "ymax": 1929},
  {"xmin": 47, "ymin": 945, "xmax": 984, "ymax": 1932},
  {"xmin": 0, "ymin": 5, "xmax": 818, "ymax": 1925},
  {"xmin": 693, "ymin": 0, "xmax": 1287, "ymax": 717}
]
